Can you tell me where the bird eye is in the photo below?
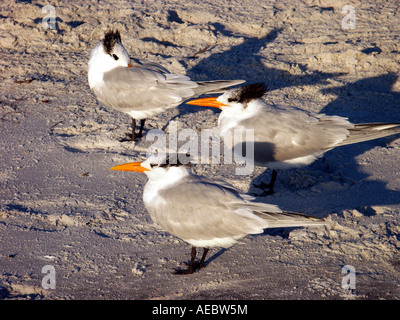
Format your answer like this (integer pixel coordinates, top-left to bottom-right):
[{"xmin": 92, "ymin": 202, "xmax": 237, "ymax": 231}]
[
  {"xmin": 228, "ymin": 97, "xmax": 238, "ymax": 102},
  {"xmin": 112, "ymin": 54, "xmax": 119, "ymax": 61}
]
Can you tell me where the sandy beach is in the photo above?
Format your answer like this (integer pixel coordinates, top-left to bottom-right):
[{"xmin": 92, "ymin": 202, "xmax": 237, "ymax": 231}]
[{"xmin": 1, "ymin": 0, "xmax": 400, "ymax": 299}]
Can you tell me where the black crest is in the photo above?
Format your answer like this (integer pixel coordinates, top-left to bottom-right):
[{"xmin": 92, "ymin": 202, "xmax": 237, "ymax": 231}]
[
  {"xmin": 234, "ymin": 83, "xmax": 267, "ymax": 104},
  {"xmin": 150, "ymin": 153, "xmax": 192, "ymax": 168},
  {"xmin": 102, "ymin": 30, "xmax": 121, "ymax": 54}
]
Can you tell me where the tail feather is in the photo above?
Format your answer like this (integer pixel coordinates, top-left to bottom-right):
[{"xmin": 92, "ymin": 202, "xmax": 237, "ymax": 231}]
[
  {"xmin": 193, "ymin": 80, "xmax": 245, "ymax": 95},
  {"xmin": 337, "ymin": 123, "xmax": 400, "ymax": 147},
  {"xmin": 255, "ymin": 210, "xmax": 327, "ymax": 229}
]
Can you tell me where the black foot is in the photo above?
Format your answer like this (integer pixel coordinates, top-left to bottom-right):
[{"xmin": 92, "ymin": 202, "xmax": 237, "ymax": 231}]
[
  {"xmin": 119, "ymin": 118, "xmax": 145, "ymax": 142},
  {"xmin": 174, "ymin": 261, "xmax": 206, "ymax": 275},
  {"xmin": 118, "ymin": 132, "xmax": 143, "ymax": 142},
  {"xmin": 252, "ymin": 170, "xmax": 278, "ymax": 196},
  {"xmin": 259, "ymin": 189, "xmax": 275, "ymax": 196},
  {"xmin": 174, "ymin": 267, "xmax": 195, "ymax": 275},
  {"xmin": 174, "ymin": 247, "xmax": 208, "ymax": 275},
  {"xmin": 252, "ymin": 181, "xmax": 275, "ymax": 196}
]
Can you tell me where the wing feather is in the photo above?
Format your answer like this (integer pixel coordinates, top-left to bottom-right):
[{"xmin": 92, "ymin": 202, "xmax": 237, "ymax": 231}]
[
  {"xmin": 237, "ymin": 106, "xmax": 353, "ymax": 164},
  {"xmin": 146, "ymin": 174, "xmax": 324, "ymax": 247},
  {"xmin": 94, "ymin": 66, "xmax": 198, "ymax": 112}
]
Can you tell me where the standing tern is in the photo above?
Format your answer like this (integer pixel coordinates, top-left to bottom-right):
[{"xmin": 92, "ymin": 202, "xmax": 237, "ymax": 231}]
[
  {"xmin": 88, "ymin": 30, "xmax": 245, "ymax": 141},
  {"xmin": 187, "ymin": 83, "xmax": 400, "ymax": 194},
  {"xmin": 111, "ymin": 154, "xmax": 326, "ymax": 274}
]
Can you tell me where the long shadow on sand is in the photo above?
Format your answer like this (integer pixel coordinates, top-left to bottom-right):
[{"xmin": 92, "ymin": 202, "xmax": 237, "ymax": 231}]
[
  {"xmin": 177, "ymin": 23, "xmax": 400, "ymax": 215},
  {"xmin": 187, "ymin": 24, "xmax": 342, "ymax": 88},
  {"xmin": 176, "ymin": 25, "xmax": 344, "ymax": 118}
]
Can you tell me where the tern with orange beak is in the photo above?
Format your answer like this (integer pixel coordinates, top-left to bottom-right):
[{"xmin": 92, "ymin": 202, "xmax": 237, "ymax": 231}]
[
  {"xmin": 88, "ymin": 30, "xmax": 245, "ymax": 141},
  {"xmin": 111, "ymin": 154, "xmax": 326, "ymax": 274},
  {"xmin": 187, "ymin": 83, "xmax": 400, "ymax": 194}
]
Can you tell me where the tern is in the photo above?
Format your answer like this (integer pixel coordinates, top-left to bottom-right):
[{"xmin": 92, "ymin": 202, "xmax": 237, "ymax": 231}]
[
  {"xmin": 88, "ymin": 30, "xmax": 245, "ymax": 141},
  {"xmin": 111, "ymin": 154, "xmax": 326, "ymax": 274},
  {"xmin": 187, "ymin": 83, "xmax": 400, "ymax": 194}
]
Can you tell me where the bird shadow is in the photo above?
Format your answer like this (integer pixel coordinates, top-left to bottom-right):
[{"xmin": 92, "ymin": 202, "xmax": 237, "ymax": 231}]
[
  {"xmin": 186, "ymin": 24, "xmax": 342, "ymax": 87},
  {"xmin": 175, "ymin": 24, "xmax": 344, "ymax": 118},
  {"xmin": 166, "ymin": 22, "xmax": 400, "ymax": 215},
  {"xmin": 202, "ymin": 228, "xmax": 294, "ymax": 268},
  {"xmin": 250, "ymin": 72, "xmax": 400, "ymax": 215},
  {"xmin": 204, "ymin": 248, "xmax": 229, "ymax": 267}
]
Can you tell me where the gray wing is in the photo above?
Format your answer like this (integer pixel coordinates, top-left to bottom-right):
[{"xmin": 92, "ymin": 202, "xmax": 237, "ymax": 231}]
[
  {"xmin": 131, "ymin": 58, "xmax": 245, "ymax": 95},
  {"xmin": 94, "ymin": 57, "xmax": 244, "ymax": 113},
  {"xmin": 94, "ymin": 65, "xmax": 198, "ymax": 112},
  {"xmin": 151, "ymin": 174, "xmax": 324, "ymax": 247},
  {"xmin": 237, "ymin": 106, "xmax": 354, "ymax": 164},
  {"xmin": 192, "ymin": 80, "xmax": 246, "ymax": 95},
  {"xmin": 151, "ymin": 175, "xmax": 277, "ymax": 245},
  {"xmin": 336, "ymin": 123, "xmax": 400, "ymax": 147},
  {"xmin": 129, "ymin": 57, "xmax": 171, "ymax": 74}
]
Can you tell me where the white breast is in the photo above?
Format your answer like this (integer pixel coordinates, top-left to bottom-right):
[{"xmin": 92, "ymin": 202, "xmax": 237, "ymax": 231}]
[{"xmin": 142, "ymin": 167, "xmax": 189, "ymax": 207}]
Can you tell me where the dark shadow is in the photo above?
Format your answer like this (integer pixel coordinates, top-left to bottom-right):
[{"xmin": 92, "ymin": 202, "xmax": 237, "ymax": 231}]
[
  {"xmin": 167, "ymin": 10, "xmax": 184, "ymax": 24},
  {"xmin": 249, "ymin": 72, "xmax": 400, "ymax": 214},
  {"xmin": 2, "ymin": 204, "xmax": 60, "ymax": 232},
  {"xmin": 320, "ymin": 73, "xmax": 400, "ymax": 122},
  {"xmin": 140, "ymin": 37, "xmax": 176, "ymax": 48},
  {"xmin": 185, "ymin": 25, "xmax": 342, "ymax": 88},
  {"xmin": 63, "ymin": 146, "xmax": 87, "ymax": 154},
  {"xmin": 205, "ymin": 228, "xmax": 299, "ymax": 267},
  {"xmin": 0, "ymin": 284, "xmax": 43, "ymax": 300},
  {"xmin": 5, "ymin": 203, "xmax": 44, "ymax": 216},
  {"xmin": 93, "ymin": 230, "xmax": 114, "ymax": 239},
  {"xmin": 204, "ymin": 248, "xmax": 229, "ymax": 267},
  {"xmin": 177, "ymin": 25, "xmax": 343, "ymax": 119},
  {"xmin": 361, "ymin": 45, "xmax": 382, "ymax": 55},
  {"xmin": 33, "ymin": 17, "xmax": 63, "ymax": 24},
  {"xmin": 173, "ymin": 247, "xmax": 229, "ymax": 273},
  {"xmin": 242, "ymin": 141, "xmax": 277, "ymax": 164},
  {"xmin": 66, "ymin": 21, "xmax": 85, "ymax": 28},
  {"xmin": 262, "ymin": 227, "xmax": 296, "ymax": 238},
  {"xmin": 29, "ymin": 73, "xmax": 66, "ymax": 83},
  {"xmin": 33, "ymin": 16, "xmax": 64, "ymax": 35}
]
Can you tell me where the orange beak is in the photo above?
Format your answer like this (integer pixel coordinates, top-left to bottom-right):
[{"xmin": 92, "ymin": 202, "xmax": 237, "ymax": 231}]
[
  {"xmin": 110, "ymin": 161, "xmax": 150, "ymax": 173},
  {"xmin": 186, "ymin": 97, "xmax": 227, "ymax": 109},
  {"xmin": 127, "ymin": 64, "xmax": 132, "ymax": 68}
]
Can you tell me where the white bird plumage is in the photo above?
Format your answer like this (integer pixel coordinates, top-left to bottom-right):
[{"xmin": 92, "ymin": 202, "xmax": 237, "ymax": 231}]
[
  {"xmin": 111, "ymin": 154, "xmax": 326, "ymax": 274},
  {"xmin": 187, "ymin": 83, "xmax": 400, "ymax": 194},
  {"xmin": 88, "ymin": 30, "xmax": 245, "ymax": 141}
]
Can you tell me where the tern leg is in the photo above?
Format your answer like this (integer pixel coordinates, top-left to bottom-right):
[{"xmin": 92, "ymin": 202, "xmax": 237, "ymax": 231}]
[
  {"xmin": 267, "ymin": 169, "xmax": 278, "ymax": 193},
  {"xmin": 138, "ymin": 119, "xmax": 146, "ymax": 137},
  {"xmin": 199, "ymin": 248, "xmax": 209, "ymax": 269},
  {"xmin": 118, "ymin": 118, "xmax": 138, "ymax": 142},
  {"xmin": 128, "ymin": 119, "xmax": 145, "ymax": 141},
  {"xmin": 254, "ymin": 169, "xmax": 278, "ymax": 195},
  {"xmin": 131, "ymin": 118, "xmax": 136, "ymax": 141},
  {"xmin": 175, "ymin": 246, "xmax": 197, "ymax": 275}
]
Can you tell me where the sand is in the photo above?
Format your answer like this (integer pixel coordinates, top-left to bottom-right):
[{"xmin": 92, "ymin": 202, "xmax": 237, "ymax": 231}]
[{"xmin": 1, "ymin": 0, "xmax": 400, "ymax": 300}]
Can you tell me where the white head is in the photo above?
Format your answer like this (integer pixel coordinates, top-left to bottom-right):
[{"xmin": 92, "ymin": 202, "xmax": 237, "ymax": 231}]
[
  {"xmin": 88, "ymin": 30, "xmax": 131, "ymax": 87},
  {"xmin": 110, "ymin": 153, "xmax": 192, "ymax": 184},
  {"xmin": 186, "ymin": 83, "xmax": 267, "ymax": 113}
]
